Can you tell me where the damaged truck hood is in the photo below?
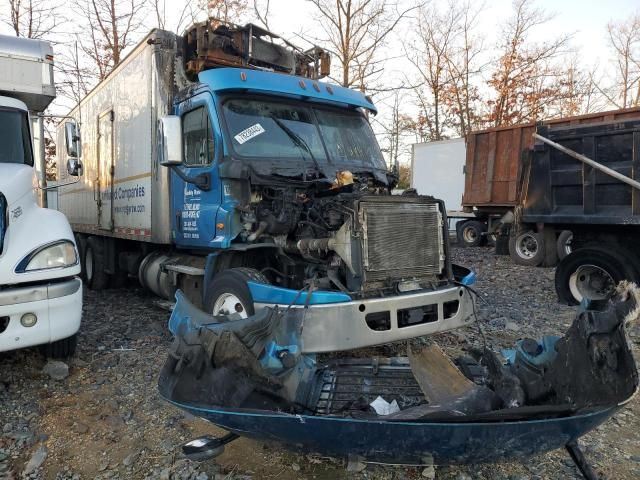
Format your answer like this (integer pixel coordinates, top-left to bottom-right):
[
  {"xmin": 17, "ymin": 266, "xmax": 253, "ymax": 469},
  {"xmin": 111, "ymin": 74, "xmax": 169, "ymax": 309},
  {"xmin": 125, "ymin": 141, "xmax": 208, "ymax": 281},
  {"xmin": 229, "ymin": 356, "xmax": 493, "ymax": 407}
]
[{"xmin": 158, "ymin": 285, "xmax": 639, "ymax": 464}]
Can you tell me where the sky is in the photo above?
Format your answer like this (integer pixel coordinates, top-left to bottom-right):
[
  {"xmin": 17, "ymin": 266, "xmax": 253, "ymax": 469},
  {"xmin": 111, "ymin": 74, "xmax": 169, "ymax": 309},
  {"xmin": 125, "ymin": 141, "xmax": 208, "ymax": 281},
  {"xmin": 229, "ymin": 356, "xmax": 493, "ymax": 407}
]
[
  {"xmin": 1, "ymin": 0, "xmax": 638, "ymax": 87},
  {"xmin": 1, "ymin": 0, "xmax": 639, "ymax": 162}
]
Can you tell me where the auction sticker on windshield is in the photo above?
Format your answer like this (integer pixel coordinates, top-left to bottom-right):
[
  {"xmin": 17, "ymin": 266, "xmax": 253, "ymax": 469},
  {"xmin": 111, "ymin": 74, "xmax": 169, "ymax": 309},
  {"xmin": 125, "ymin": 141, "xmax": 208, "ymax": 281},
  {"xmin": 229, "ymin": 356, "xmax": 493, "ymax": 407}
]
[{"xmin": 234, "ymin": 123, "xmax": 265, "ymax": 144}]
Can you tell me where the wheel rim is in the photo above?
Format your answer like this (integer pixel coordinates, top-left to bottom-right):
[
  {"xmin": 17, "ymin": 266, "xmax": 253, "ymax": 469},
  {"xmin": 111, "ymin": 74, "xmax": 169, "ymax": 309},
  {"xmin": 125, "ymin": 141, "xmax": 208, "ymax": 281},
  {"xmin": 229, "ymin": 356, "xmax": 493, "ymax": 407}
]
[
  {"xmin": 515, "ymin": 233, "xmax": 539, "ymax": 259},
  {"xmin": 212, "ymin": 293, "xmax": 248, "ymax": 318},
  {"xmin": 85, "ymin": 247, "xmax": 93, "ymax": 282},
  {"xmin": 463, "ymin": 226, "xmax": 478, "ymax": 243},
  {"xmin": 568, "ymin": 264, "xmax": 615, "ymax": 302}
]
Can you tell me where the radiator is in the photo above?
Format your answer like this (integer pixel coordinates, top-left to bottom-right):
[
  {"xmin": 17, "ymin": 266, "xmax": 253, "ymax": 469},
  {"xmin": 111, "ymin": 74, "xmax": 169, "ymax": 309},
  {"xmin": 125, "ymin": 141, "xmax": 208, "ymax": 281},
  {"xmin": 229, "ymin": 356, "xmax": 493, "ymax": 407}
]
[{"xmin": 360, "ymin": 200, "xmax": 444, "ymax": 283}]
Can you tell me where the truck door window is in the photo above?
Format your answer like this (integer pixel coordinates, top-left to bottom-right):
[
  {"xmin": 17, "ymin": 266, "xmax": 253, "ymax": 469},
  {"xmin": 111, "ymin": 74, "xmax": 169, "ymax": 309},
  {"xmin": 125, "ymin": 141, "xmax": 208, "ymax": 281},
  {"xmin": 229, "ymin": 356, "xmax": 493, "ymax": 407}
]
[
  {"xmin": 0, "ymin": 109, "xmax": 33, "ymax": 166},
  {"xmin": 183, "ymin": 107, "xmax": 214, "ymax": 166}
]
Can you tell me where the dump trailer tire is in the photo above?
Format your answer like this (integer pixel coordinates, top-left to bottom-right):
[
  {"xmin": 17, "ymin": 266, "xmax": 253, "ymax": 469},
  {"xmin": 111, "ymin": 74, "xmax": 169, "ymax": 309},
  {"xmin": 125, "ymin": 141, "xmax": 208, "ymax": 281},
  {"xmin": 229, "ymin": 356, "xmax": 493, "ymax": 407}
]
[
  {"xmin": 84, "ymin": 237, "xmax": 110, "ymax": 290},
  {"xmin": 457, "ymin": 221, "xmax": 485, "ymax": 247},
  {"xmin": 204, "ymin": 268, "xmax": 268, "ymax": 318},
  {"xmin": 555, "ymin": 247, "xmax": 636, "ymax": 305},
  {"xmin": 556, "ymin": 230, "xmax": 573, "ymax": 261},
  {"xmin": 40, "ymin": 334, "xmax": 78, "ymax": 358},
  {"xmin": 509, "ymin": 230, "xmax": 545, "ymax": 267}
]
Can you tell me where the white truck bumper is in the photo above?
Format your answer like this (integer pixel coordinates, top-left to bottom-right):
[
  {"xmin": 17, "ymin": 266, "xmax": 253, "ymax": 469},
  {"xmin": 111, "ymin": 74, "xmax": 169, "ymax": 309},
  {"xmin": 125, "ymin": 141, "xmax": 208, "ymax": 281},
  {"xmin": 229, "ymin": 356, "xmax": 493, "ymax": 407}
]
[{"xmin": 0, "ymin": 277, "xmax": 82, "ymax": 352}]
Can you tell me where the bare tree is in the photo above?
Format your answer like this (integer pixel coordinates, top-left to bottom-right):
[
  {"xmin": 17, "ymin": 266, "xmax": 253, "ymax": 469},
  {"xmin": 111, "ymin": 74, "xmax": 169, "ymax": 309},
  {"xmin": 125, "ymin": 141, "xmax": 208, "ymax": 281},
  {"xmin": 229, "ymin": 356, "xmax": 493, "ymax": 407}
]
[
  {"xmin": 487, "ymin": 0, "xmax": 570, "ymax": 127},
  {"xmin": 407, "ymin": 1, "xmax": 484, "ymax": 140},
  {"xmin": 598, "ymin": 13, "xmax": 640, "ymax": 108},
  {"xmin": 375, "ymin": 91, "xmax": 416, "ymax": 168},
  {"xmin": 408, "ymin": 3, "xmax": 456, "ymax": 140},
  {"xmin": 206, "ymin": 0, "xmax": 247, "ymax": 23},
  {"xmin": 55, "ymin": 40, "xmax": 95, "ymax": 105},
  {"xmin": 307, "ymin": 0, "xmax": 419, "ymax": 92},
  {"xmin": 146, "ymin": 0, "xmax": 205, "ymax": 32},
  {"xmin": 253, "ymin": 0, "xmax": 270, "ymax": 30},
  {"xmin": 441, "ymin": 1, "xmax": 484, "ymax": 137},
  {"xmin": 74, "ymin": 0, "xmax": 147, "ymax": 80},
  {"xmin": 3, "ymin": 0, "xmax": 63, "ymax": 39}
]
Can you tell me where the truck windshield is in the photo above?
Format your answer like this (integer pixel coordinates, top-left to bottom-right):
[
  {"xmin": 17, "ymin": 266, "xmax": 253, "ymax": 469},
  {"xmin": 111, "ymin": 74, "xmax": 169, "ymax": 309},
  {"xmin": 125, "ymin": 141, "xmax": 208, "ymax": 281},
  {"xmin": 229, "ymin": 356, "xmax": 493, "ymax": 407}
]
[
  {"xmin": 222, "ymin": 98, "xmax": 386, "ymax": 171},
  {"xmin": 0, "ymin": 109, "xmax": 33, "ymax": 166}
]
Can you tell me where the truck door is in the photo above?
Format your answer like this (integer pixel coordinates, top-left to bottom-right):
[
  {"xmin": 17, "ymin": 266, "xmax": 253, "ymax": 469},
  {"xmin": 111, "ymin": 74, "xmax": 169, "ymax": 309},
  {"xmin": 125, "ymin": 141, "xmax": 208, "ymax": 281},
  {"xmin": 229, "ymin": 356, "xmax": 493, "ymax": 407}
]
[
  {"xmin": 97, "ymin": 109, "xmax": 114, "ymax": 230},
  {"xmin": 171, "ymin": 94, "xmax": 222, "ymax": 247}
]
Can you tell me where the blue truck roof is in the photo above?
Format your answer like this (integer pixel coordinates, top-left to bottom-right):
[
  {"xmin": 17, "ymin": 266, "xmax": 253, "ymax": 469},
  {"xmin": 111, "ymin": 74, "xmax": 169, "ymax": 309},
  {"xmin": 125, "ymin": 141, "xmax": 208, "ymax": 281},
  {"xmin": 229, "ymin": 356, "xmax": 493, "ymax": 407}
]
[{"xmin": 198, "ymin": 68, "xmax": 377, "ymax": 114}]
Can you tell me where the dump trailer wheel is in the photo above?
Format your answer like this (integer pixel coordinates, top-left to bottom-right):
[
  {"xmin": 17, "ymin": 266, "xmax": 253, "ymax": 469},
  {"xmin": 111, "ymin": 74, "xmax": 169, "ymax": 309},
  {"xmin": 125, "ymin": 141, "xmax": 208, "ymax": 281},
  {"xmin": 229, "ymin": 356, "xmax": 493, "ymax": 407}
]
[
  {"xmin": 555, "ymin": 247, "xmax": 636, "ymax": 305},
  {"xmin": 204, "ymin": 268, "xmax": 268, "ymax": 318},
  {"xmin": 508, "ymin": 230, "xmax": 545, "ymax": 266},
  {"xmin": 84, "ymin": 237, "xmax": 110, "ymax": 290},
  {"xmin": 457, "ymin": 221, "xmax": 485, "ymax": 247},
  {"xmin": 556, "ymin": 230, "xmax": 573, "ymax": 261},
  {"xmin": 40, "ymin": 334, "xmax": 78, "ymax": 358}
]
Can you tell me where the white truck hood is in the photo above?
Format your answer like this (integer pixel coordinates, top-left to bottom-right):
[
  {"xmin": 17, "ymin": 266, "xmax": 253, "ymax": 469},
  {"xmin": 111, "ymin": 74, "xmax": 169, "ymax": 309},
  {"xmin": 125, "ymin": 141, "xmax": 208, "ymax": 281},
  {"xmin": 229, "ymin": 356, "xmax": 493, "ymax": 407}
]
[
  {"xmin": 0, "ymin": 163, "xmax": 35, "ymax": 204},
  {"xmin": 0, "ymin": 164, "xmax": 80, "ymax": 285}
]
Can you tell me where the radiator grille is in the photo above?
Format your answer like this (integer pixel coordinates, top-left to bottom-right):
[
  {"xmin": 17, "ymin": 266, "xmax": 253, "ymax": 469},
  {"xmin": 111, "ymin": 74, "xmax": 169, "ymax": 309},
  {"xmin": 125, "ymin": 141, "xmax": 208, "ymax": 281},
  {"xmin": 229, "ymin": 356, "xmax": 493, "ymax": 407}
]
[{"xmin": 361, "ymin": 201, "xmax": 444, "ymax": 282}]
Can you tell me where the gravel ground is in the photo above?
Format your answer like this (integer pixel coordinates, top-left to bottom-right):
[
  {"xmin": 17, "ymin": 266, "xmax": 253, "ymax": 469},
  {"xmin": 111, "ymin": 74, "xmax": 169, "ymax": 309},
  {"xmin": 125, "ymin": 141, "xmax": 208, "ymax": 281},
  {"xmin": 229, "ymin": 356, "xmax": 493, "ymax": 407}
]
[{"xmin": 1, "ymin": 246, "xmax": 639, "ymax": 480}]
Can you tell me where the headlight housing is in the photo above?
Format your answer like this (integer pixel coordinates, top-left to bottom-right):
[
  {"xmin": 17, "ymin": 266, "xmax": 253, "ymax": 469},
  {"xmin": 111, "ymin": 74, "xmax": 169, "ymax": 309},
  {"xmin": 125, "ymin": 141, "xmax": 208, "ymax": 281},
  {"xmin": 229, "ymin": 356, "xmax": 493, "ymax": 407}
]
[{"xmin": 16, "ymin": 240, "xmax": 78, "ymax": 273}]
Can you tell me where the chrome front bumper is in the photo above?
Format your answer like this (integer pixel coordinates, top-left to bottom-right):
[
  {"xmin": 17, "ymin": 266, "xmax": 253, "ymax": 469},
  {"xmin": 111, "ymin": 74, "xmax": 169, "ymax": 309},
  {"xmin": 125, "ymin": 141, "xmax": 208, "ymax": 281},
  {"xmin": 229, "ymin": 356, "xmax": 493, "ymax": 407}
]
[{"xmin": 259, "ymin": 285, "xmax": 475, "ymax": 353}]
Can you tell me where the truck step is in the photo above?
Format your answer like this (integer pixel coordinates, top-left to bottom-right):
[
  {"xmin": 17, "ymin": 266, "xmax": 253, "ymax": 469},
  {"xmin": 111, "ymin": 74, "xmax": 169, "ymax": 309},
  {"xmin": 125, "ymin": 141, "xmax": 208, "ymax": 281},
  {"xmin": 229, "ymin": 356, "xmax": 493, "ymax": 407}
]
[{"xmin": 164, "ymin": 264, "xmax": 205, "ymax": 276}]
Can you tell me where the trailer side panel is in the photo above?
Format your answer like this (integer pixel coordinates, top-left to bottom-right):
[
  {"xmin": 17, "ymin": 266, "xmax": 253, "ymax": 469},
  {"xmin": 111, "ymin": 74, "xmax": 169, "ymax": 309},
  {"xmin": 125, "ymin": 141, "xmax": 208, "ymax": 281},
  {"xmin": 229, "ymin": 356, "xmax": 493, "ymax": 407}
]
[
  {"xmin": 463, "ymin": 107, "xmax": 640, "ymax": 211},
  {"xmin": 57, "ymin": 31, "xmax": 174, "ymax": 244}
]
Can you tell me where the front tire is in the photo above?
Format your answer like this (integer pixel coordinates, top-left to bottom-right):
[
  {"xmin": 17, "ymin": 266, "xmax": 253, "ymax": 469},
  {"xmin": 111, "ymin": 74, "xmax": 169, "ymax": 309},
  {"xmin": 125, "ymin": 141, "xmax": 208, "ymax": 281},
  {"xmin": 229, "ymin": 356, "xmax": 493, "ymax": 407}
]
[
  {"xmin": 204, "ymin": 268, "xmax": 268, "ymax": 318},
  {"xmin": 41, "ymin": 334, "xmax": 78, "ymax": 358},
  {"xmin": 84, "ymin": 237, "xmax": 109, "ymax": 290},
  {"xmin": 555, "ymin": 247, "xmax": 636, "ymax": 305}
]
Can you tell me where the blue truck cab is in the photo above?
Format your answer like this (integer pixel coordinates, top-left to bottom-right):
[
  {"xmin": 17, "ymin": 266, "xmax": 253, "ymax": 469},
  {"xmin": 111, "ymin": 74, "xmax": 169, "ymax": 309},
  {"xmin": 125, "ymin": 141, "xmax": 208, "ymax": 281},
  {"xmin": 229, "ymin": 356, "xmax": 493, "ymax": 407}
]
[{"xmin": 58, "ymin": 22, "xmax": 475, "ymax": 353}]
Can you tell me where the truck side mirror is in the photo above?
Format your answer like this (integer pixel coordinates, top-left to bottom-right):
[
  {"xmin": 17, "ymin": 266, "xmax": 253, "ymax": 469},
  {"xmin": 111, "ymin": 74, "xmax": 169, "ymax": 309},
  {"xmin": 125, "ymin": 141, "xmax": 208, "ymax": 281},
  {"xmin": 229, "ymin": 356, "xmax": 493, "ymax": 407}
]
[
  {"xmin": 64, "ymin": 121, "xmax": 81, "ymax": 158},
  {"xmin": 159, "ymin": 116, "xmax": 183, "ymax": 166},
  {"xmin": 67, "ymin": 157, "xmax": 83, "ymax": 177}
]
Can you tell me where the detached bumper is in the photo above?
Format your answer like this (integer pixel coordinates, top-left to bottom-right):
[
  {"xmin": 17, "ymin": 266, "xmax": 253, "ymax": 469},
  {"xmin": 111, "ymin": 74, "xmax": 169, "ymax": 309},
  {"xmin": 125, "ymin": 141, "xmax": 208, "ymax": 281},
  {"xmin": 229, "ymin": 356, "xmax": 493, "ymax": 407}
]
[
  {"xmin": 0, "ymin": 277, "xmax": 82, "ymax": 352},
  {"xmin": 254, "ymin": 284, "xmax": 475, "ymax": 353}
]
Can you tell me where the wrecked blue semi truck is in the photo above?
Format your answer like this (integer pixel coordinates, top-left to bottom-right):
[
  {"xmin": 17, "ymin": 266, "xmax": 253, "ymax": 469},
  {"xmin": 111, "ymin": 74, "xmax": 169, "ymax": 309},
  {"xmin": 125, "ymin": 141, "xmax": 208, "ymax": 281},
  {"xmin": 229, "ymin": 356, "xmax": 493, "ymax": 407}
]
[
  {"xmin": 159, "ymin": 286, "xmax": 639, "ymax": 479},
  {"xmin": 55, "ymin": 21, "xmax": 475, "ymax": 353}
]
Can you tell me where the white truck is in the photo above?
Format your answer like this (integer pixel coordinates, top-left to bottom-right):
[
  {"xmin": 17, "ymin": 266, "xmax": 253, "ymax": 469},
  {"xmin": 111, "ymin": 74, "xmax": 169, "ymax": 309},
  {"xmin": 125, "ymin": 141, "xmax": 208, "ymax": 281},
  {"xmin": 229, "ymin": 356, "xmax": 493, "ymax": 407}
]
[
  {"xmin": 0, "ymin": 34, "xmax": 82, "ymax": 357},
  {"xmin": 411, "ymin": 138, "xmax": 501, "ymax": 248}
]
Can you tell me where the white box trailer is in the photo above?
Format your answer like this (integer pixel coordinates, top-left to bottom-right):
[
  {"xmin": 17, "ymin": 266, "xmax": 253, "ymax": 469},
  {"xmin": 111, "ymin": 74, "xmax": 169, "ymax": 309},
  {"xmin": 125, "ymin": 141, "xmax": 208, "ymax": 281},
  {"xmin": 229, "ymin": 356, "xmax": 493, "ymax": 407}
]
[
  {"xmin": 410, "ymin": 138, "xmax": 498, "ymax": 247},
  {"xmin": 0, "ymin": 35, "xmax": 55, "ymax": 112},
  {"xmin": 411, "ymin": 138, "xmax": 466, "ymax": 210},
  {"xmin": 56, "ymin": 30, "xmax": 174, "ymax": 244}
]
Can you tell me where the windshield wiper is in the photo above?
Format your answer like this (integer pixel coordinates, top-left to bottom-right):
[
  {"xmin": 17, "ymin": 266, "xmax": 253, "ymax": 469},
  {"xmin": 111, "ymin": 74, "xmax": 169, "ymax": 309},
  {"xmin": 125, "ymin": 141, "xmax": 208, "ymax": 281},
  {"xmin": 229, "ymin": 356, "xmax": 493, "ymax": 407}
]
[{"xmin": 269, "ymin": 115, "xmax": 323, "ymax": 179}]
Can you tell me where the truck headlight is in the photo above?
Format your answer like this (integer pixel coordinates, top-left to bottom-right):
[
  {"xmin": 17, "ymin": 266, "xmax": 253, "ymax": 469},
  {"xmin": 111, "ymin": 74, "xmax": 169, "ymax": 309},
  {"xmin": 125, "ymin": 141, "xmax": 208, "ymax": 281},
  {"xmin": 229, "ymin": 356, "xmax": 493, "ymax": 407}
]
[{"xmin": 16, "ymin": 240, "xmax": 78, "ymax": 272}]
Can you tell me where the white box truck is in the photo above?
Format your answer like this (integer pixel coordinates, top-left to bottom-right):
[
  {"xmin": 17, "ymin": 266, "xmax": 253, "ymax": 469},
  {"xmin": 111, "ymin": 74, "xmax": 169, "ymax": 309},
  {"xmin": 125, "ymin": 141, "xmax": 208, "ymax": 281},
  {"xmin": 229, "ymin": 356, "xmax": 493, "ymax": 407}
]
[
  {"xmin": 0, "ymin": 34, "xmax": 82, "ymax": 357},
  {"xmin": 411, "ymin": 138, "xmax": 501, "ymax": 247}
]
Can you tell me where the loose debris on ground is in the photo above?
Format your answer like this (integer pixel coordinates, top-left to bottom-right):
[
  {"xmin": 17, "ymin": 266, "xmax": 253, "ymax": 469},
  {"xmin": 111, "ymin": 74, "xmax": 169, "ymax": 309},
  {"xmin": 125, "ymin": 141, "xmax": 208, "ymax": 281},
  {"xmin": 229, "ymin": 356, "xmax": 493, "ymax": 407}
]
[{"xmin": 1, "ymin": 247, "xmax": 639, "ymax": 480}]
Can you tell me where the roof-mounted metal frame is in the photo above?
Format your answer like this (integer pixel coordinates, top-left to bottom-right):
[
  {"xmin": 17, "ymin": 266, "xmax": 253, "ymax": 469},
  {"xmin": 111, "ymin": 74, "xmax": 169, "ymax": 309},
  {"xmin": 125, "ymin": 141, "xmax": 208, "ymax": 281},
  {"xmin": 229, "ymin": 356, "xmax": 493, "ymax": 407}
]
[{"xmin": 182, "ymin": 20, "xmax": 331, "ymax": 80}]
